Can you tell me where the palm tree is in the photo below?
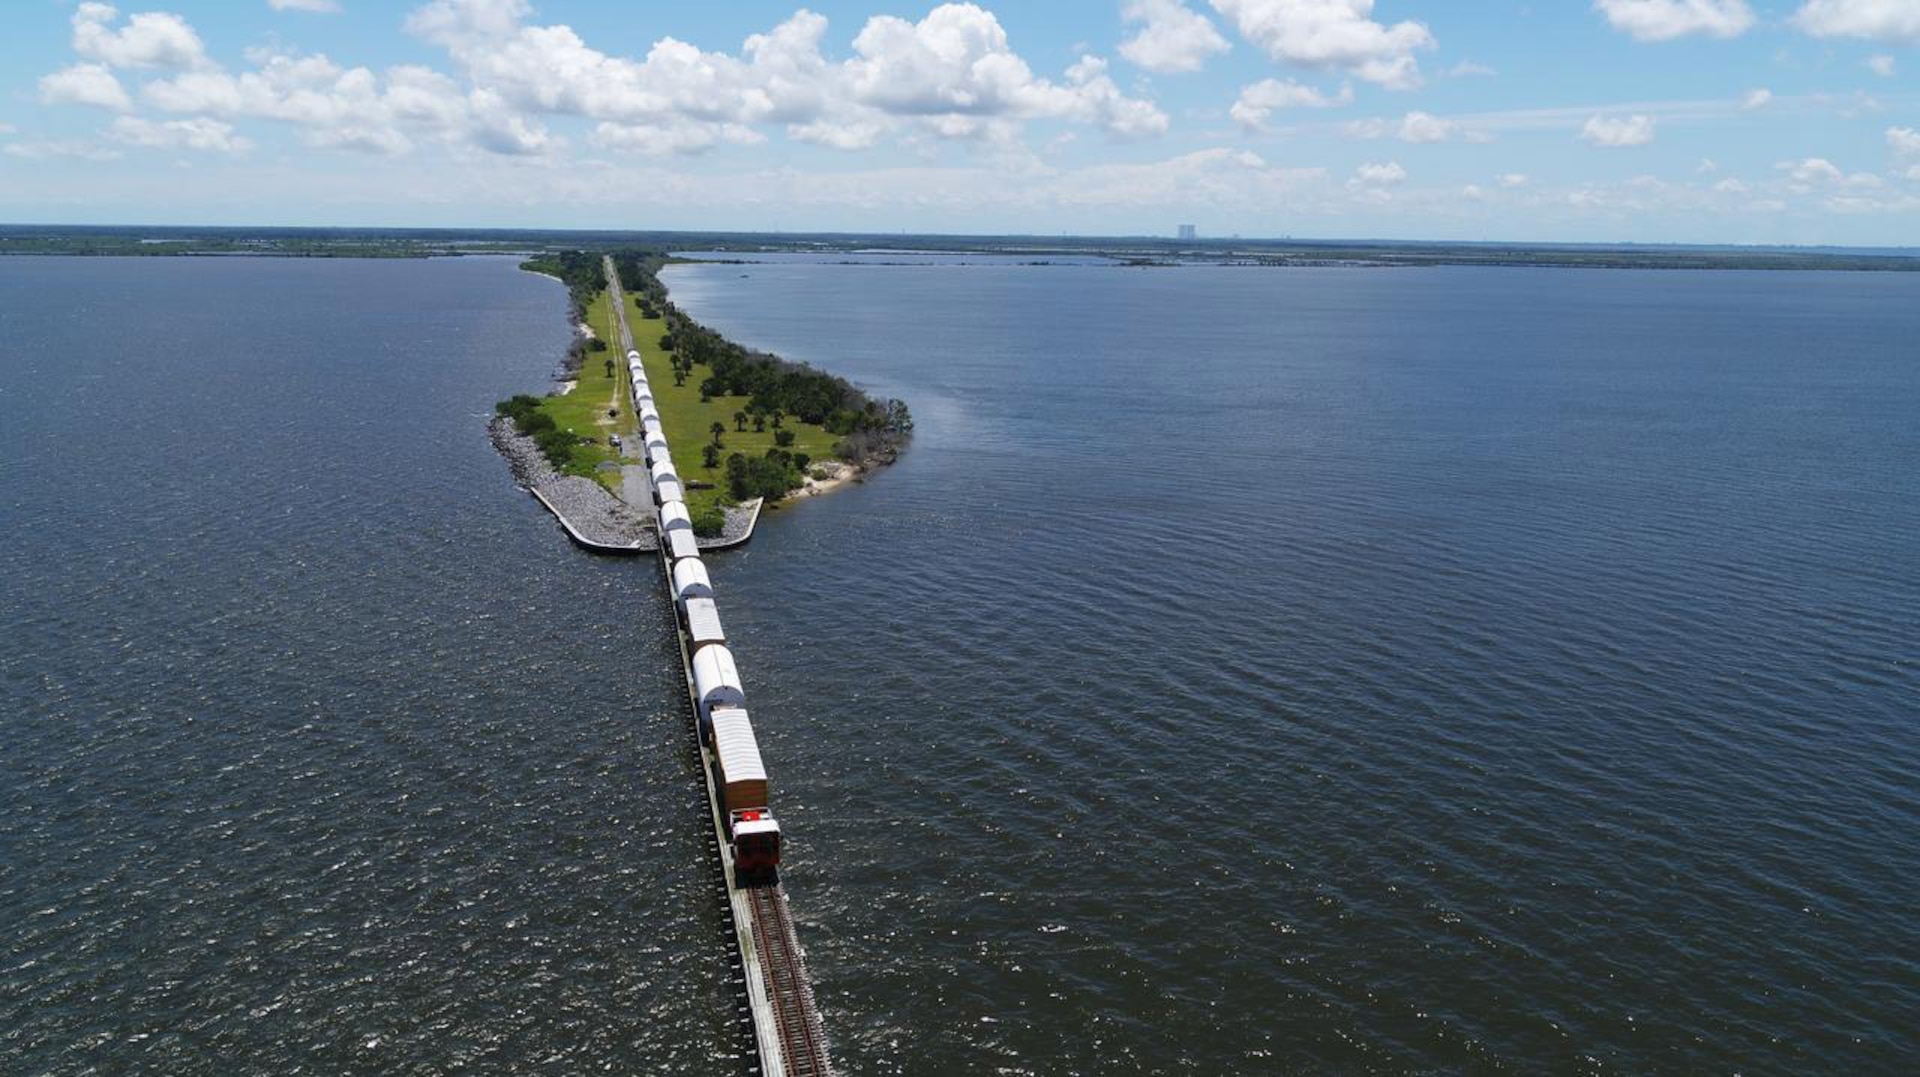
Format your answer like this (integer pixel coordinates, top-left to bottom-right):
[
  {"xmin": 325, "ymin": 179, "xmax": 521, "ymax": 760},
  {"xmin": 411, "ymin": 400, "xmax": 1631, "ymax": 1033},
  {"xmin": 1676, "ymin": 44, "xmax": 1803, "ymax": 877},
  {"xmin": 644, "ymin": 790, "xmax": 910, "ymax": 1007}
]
[
  {"xmin": 710, "ymin": 421, "xmax": 726, "ymax": 447},
  {"xmin": 702, "ymin": 443, "xmax": 722, "ymax": 468},
  {"xmin": 734, "ymin": 410, "xmax": 748, "ymax": 432},
  {"xmin": 673, "ymin": 368, "xmax": 686, "ymax": 387},
  {"xmin": 770, "ymin": 410, "xmax": 785, "ymax": 430},
  {"xmin": 752, "ymin": 415, "xmax": 766, "ymax": 433}
]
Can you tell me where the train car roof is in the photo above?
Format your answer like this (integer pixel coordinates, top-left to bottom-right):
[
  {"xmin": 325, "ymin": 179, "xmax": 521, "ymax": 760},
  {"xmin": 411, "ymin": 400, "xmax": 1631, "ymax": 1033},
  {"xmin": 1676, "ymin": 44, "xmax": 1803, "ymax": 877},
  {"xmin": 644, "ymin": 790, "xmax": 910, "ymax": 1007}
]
[
  {"xmin": 692, "ymin": 645, "xmax": 744, "ymax": 700},
  {"xmin": 673, "ymin": 557, "xmax": 713, "ymax": 596},
  {"xmin": 666, "ymin": 529, "xmax": 701, "ymax": 560},
  {"xmin": 710, "ymin": 708, "xmax": 767, "ymax": 783},
  {"xmin": 684, "ymin": 597, "xmax": 725, "ymax": 646}
]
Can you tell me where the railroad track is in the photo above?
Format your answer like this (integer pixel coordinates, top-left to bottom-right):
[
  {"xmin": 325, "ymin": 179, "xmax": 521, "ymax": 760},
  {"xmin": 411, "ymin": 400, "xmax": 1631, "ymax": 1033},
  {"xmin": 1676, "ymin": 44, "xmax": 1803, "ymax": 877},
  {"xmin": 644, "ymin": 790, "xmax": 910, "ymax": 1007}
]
[
  {"xmin": 745, "ymin": 883, "xmax": 833, "ymax": 1077},
  {"xmin": 615, "ymin": 252, "xmax": 833, "ymax": 1077}
]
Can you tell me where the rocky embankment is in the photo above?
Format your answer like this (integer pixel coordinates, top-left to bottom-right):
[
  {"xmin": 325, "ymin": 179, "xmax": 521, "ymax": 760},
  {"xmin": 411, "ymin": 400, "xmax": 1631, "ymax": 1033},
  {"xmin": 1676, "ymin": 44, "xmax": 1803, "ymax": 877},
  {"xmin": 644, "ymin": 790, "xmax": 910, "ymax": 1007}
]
[
  {"xmin": 491, "ymin": 417, "xmax": 654, "ymax": 549},
  {"xmin": 492, "ymin": 418, "xmax": 764, "ymax": 550}
]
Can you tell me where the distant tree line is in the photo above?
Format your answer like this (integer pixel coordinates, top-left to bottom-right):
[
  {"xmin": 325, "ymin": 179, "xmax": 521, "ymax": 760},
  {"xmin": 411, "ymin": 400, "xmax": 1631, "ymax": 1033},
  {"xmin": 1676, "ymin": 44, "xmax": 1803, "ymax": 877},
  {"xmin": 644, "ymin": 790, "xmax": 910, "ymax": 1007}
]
[
  {"xmin": 521, "ymin": 251, "xmax": 609, "ymax": 373},
  {"xmin": 521, "ymin": 251, "xmax": 601, "ymax": 321},
  {"xmin": 600, "ymin": 249, "xmax": 914, "ymax": 468},
  {"xmin": 518, "ymin": 245, "xmax": 914, "ymax": 483}
]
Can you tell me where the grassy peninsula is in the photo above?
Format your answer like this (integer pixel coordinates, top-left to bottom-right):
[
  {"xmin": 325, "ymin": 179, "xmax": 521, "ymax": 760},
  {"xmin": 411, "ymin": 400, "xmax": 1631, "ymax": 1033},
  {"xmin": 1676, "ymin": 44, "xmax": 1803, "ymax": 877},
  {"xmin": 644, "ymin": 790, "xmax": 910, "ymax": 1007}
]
[
  {"xmin": 495, "ymin": 255, "xmax": 638, "ymax": 490},
  {"xmin": 499, "ymin": 248, "xmax": 910, "ymax": 532}
]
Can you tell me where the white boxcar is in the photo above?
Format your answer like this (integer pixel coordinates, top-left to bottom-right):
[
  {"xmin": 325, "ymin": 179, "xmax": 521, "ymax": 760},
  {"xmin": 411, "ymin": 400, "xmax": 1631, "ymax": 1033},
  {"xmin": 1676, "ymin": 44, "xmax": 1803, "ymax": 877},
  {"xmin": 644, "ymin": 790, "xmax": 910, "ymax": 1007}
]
[
  {"xmin": 659, "ymin": 501, "xmax": 693, "ymax": 533},
  {"xmin": 673, "ymin": 558, "xmax": 714, "ymax": 603},
  {"xmin": 652, "ymin": 477, "xmax": 685, "ymax": 506},
  {"xmin": 666, "ymin": 528, "xmax": 701, "ymax": 560},
  {"xmin": 643, "ymin": 419, "xmax": 665, "ymax": 443},
  {"xmin": 692, "ymin": 645, "xmax": 746, "ymax": 720},
  {"xmin": 683, "ymin": 596, "xmax": 725, "ymax": 649},
  {"xmin": 645, "ymin": 437, "xmax": 671, "ymax": 466},
  {"xmin": 709, "ymin": 706, "xmax": 768, "ymax": 810},
  {"xmin": 649, "ymin": 455, "xmax": 679, "ymax": 485},
  {"xmin": 626, "ymin": 349, "xmax": 640, "ymax": 361}
]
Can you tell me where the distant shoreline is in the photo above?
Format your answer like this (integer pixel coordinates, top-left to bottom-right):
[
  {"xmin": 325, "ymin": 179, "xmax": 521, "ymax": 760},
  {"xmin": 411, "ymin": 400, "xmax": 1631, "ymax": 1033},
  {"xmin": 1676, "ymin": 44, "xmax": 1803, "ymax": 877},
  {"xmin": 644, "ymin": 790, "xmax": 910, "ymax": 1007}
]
[{"xmin": 4, "ymin": 226, "xmax": 1918, "ymax": 272}]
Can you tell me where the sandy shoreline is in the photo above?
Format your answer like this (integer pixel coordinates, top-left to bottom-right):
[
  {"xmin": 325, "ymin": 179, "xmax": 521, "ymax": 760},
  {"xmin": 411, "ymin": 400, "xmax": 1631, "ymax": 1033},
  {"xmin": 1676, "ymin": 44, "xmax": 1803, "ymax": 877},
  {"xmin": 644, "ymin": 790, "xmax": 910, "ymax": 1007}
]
[{"xmin": 793, "ymin": 461, "xmax": 860, "ymax": 499}]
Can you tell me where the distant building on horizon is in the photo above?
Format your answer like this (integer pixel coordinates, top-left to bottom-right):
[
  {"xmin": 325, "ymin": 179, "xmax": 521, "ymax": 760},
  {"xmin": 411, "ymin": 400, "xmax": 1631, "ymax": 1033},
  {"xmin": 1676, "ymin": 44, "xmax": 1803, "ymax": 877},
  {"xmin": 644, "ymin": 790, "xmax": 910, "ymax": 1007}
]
[{"xmin": 1177, "ymin": 224, "xmax": 1197, "ymax": 241}]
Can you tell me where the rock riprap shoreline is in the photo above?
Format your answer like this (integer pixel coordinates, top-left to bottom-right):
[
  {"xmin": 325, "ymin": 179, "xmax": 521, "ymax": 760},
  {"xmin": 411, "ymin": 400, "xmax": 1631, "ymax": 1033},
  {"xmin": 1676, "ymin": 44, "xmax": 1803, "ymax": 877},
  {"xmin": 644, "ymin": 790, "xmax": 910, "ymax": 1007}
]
[
  {"xmin": 491, "ymin": 417, "xmax": 760, "ymax": 550},
  {"xmin": 491, "ymin": 417, "xmax": 654, "ymax": 549}
]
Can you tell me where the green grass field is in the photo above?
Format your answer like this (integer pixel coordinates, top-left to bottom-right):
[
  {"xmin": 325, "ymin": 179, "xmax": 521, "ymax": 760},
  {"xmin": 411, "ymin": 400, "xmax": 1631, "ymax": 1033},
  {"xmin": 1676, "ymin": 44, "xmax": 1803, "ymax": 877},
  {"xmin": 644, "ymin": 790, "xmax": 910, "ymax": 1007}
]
[
  {"xmin": 532, "ymin": 289, "xmax": 639, "ymax": 490},
  {"xmin": 622, "ymin": 290, "xmax": 839, "ymax": 515}
]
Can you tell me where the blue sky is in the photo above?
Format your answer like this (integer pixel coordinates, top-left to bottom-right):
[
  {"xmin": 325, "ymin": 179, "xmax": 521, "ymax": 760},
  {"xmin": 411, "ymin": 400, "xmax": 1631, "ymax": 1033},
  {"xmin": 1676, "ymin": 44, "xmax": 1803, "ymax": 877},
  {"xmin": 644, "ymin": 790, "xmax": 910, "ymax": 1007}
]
[{"xmin": 3, "ymin": 0, "xmax": 1918, "ymax": 243}]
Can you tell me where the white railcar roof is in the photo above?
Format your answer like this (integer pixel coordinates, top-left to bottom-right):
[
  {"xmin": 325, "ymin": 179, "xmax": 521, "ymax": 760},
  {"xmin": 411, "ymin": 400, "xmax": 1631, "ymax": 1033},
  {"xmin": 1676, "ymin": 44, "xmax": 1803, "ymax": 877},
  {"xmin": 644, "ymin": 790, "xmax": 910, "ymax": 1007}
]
[
  {"xmin": 659, "ymin": 501, "xmax": 693, "ymax": 531},
  {"xmin": 709, "ymin": 707, "xmax": 767, "ymax": 783},
  {"xmin": 653, "ymin": 478, "xmax": 685, "ymax": 504},
  {"xmin": 673, "ymin": 557, "xmax": 713, "ymax": 598},
  {"xmin": 683, "ymin": 596, "xmax": 725, "ymax": 645},
  {"xmin": 627, "ymin": 349, "xmax": 640, "ymax": 360},
  {"xmin": 692, "ymin": 646, "xmax": 744, "ymax": 701},
  {"xmin": 667, "ymin": 529, "xmax": 701, "ymax": 560},
  {"xmin": 649, "ymin": 454, "xmax": 678, "ymax": 477}
]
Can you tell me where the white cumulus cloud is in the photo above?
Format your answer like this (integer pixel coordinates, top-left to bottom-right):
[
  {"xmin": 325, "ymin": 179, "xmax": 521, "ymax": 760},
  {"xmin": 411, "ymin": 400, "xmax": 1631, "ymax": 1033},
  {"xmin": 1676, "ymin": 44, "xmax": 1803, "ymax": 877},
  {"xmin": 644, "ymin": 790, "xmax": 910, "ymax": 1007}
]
[
  {"xmin": 143, "ymin": 48, "xmax": 557, "ymax": 157},
  {"xmin": 109, "ymin": 114, "xmax": 250, "ymax": 152},
  {"xmin": 1229, "ymin": 77, "xmax": 1351, "ymax": 129},
  {"xmin": 1865, "ymin": 54, "xmax": 1896, "ymax": 76},
  {"xmin": 1594, "ymin": 0, "xmax": 1755, "ymax": 41},
  {"xmin": 1119, "ymin": 0, "xmax": 1231, "ymax": 73},
  {"xmin": 1777, "ymin": 156, "xmax": 1884, "ymax": 191},
  {"xmin": 1498, "ymin": 172, "xmax": 1528, "ymax": 188},
  {"xmin": 1397, "ymin": 110, "xmax": 1454, "ymax": 142},
  {"xmin": 1209, "ymin": 0, "xmax": 1436, "ymax": 89},
  {"xmin": 1582, "ymin": 113, "xmax": 1656, "ymax": 146},
  {"xmin": 1889, "ymin": 126, "xmax": 1920, "ymax": 156},
  {"xmin": 1791, "ymin": 0, "xmax": 1920, "ymax": 42},
  {"xmin": 270, "ymin": 0, "xmax": 343, "ymax": 11},
  {"xmin": 405, "ymin": 2, "xmax": 1167, "ymax": 151},
  {"xmin": 1351, "ymin": 159, "xmax": 1405, "ymax": 185},
  {"xmin": 1742, "ymin": 87, "xmax": 1773, "ymax": 109},
  {"xmin": 72, "ymin": 2, "xmax": 210, "ymax": 69},
  {"xmin": 39, "ymin": 63, "xmax": 133, "ymax": 111}
]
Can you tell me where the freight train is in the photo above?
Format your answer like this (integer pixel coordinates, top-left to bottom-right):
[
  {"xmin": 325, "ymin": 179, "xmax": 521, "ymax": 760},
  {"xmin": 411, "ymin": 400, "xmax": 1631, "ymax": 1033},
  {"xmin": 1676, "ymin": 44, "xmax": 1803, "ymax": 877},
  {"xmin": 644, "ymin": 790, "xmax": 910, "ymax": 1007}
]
[{"xmin": 629, "ymin": 348, "xmax": 783, "ymax": 876}]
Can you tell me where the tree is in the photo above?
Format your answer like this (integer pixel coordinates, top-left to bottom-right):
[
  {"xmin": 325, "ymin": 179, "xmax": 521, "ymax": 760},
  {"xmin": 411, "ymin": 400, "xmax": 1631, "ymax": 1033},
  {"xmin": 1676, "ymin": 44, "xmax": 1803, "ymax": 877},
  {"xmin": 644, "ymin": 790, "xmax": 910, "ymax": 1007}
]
[
  {"xmin": 702, "ymin": 443, "xmax": 722, "ymax": 468},
  {"xmin": 774, "ymin": 429, "xmax": 796, "ymax": 448},
  {"xmin": 604, "ymin": 358, "xmax": 614, "ymax": 379},
  {"xmin": 752, "ymin": 415, "xmax": 766, "ymax": 433},
  {"xmin": 770, "ymin": 410, "xmax": 785, "ymax": 430},
  {"xmin": 674, "ymin": 368, "xmax": 686, "ymax": 387},
  {"xmin": 710, "ymin": 421, "xmax": 726, "ymax": 446},
  {"xmin": 691, "ymin": 503, "xmax": 726, "ymax": 537},
  {"xmin": 734, "ymin": 410, "xmax": 748, "ymax": 432}
]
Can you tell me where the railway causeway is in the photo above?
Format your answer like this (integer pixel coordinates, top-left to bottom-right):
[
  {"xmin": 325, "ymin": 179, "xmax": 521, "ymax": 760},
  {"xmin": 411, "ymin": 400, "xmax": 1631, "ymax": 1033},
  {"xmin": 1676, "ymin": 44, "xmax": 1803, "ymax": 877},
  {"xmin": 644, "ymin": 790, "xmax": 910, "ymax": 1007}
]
[{"xmin": 610, "ymin": 257, "xmax": 834, "ymax": 1077}]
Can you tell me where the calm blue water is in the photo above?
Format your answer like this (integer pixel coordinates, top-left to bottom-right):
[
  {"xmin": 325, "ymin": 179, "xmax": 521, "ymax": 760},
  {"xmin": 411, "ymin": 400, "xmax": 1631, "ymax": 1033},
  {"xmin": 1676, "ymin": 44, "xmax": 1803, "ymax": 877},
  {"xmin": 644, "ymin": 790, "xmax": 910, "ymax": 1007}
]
[
  {"xmin": 1, "ymin": 257, "xmax": 741, "ymax": 1073},
  {"xmin": 3, "ymin": 255, "xmax": 1917, "ymax": 1075},
  {"xmin": 666, "ymin": 261, "xmax": 1920, "ymax": 1074}
]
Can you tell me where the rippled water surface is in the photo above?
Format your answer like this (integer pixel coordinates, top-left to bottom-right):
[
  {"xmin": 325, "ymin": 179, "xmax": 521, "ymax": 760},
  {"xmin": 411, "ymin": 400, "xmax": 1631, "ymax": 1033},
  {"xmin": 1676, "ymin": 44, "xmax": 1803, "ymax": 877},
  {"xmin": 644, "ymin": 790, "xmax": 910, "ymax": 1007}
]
[
  {"xmin": 668, "ymin": 260, "xmax": 1920, "ymax": 1075},
  {"xmin": 4, "ymin": 255, "xmax": 1918, "ymax": 1075}
]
